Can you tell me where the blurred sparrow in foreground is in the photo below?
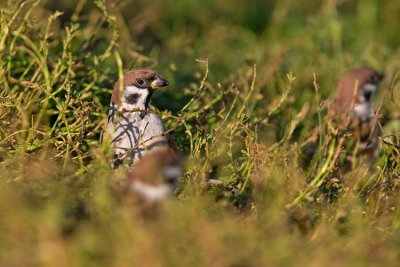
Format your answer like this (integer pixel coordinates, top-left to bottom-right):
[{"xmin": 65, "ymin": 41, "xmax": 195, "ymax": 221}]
[
  {"xmin": 302, "ymin": 68, "xmax": 384, "ymax": 171},
  {"xmin": 102, "ymin": 70, "xmax": 170, "ymax": 169},
  {"xmin": 119, "ymin": 149, "xmax": 183, "ymax": 207}
]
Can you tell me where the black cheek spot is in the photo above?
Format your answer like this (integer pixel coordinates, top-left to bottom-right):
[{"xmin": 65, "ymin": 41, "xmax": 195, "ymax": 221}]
[{"xmin": 125, "ymin": 93, "xmax": 140, "ymax": 104}]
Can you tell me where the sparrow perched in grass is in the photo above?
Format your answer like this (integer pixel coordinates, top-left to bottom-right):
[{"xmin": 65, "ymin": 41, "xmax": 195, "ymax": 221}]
[
  {"xmin": 331, "ymin": 68, "xmax": 384, "ymax": 123},
  {"xmin": 303, "ymin": 68, "xmax": 384, "ymax": 169},
  {"xmin": 103, "ymin": 70, "xmax": 170, "ymax": 169},
  {"xmin": 297, "ymin": 68, "xmax": 384, "ymax": 203},
  {"xmin": 330, "ymin": 68, "xmax": 384, "ymax": 155},
  {"xmin": 119, "ymin": 149, "xmax": 183, "ymax": 206}
]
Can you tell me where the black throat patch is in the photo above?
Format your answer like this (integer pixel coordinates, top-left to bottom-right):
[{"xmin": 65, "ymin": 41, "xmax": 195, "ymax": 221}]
[{"xmin": 145, "ymin": 90, "xmax": 154, "ymax": 109}]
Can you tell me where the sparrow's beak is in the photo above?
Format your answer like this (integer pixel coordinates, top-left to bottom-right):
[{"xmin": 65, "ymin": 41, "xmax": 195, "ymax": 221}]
[{"xmin": 150, "ymin": 76, "xmax": 170, "ymax": 90}]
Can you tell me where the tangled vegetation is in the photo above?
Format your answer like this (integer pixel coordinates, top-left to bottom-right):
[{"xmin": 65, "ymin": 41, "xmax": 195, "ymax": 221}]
[{"xmin": 0, "ymin": 0, "xmax": 400, "ymax": 266}]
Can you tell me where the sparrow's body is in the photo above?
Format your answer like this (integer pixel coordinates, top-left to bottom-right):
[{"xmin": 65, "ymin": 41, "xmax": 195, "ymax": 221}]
[
  {"xmin": 106, "ymin": 108, "xmax": 168, "ymax": 166},
  {"xmin": 103, "ymin": 70, "xmax": 170, "ymax": 168}
]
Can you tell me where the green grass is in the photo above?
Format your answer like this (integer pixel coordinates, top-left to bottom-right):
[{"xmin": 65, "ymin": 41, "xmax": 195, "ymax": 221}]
[{"xmin": 1, "ymin": 0, "xmax": 400, "ymax": 266}]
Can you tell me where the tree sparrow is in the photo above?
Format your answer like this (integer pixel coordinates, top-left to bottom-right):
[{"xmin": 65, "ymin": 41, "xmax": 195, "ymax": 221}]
[
  {"xmin": 330, "ymin": 68, "xmax": 384, "ymax": 156},
  {"xmin": 302, "ymin": 68, "xmax": 384, "ymax": 169},
  {"xmin": 120, "ymin": 149, "xmax": 183, "ymax": 205},
  {"xmin": 102, "ymin": 70, "xmax": 170, "ymax": 169},
  {"xmin": 332, "ymin": 68, "xmax": 384, "ymax": 122}
]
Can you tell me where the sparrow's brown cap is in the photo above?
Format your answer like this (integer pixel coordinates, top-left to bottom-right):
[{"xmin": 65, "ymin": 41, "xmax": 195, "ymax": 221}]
[
  {"xmin": 333, "ymin": 68, "xmax": 384, "ymax": 112},
  {"xmin": 111, "ymin": 70, "xmax": 169, "ymax": 105}
]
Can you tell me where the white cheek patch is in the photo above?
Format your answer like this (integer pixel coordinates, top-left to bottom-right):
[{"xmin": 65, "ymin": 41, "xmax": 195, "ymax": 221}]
[
  {"xmin": 354, "ymin": 102, "xmax": 371, "ymax": 121},
  {"xmin": 354, "ymin": 83, "xmax": 377, "ymax": 121},
  {"xmin": 363, "ymin": 83, "xmax": 378, "ymax": 94},
  {"xmin": 124, "ymin": 85, "xmax": 141, "ymax": 93},
  {"xmin": 121, "ymin": 85, "xmax": 149, "ymax": 110}
]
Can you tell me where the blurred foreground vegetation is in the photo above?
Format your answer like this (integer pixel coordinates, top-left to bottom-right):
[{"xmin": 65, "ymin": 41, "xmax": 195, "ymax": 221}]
[{"xmin": 1, "ymin": 0, "xmax": 400, "ymax": 266}]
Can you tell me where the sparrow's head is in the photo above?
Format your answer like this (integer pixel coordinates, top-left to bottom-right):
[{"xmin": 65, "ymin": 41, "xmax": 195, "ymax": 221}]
[
  {"xmin": 333, "ymin": 68, "xmax": 384, "ymax": 120},
  {"xmin": 111, "ymin": 70, "xmax": 169, "ymax": 110},
  {"xmin": 124, "ymin": 150, "xmax": 182, "ymax": 204}
]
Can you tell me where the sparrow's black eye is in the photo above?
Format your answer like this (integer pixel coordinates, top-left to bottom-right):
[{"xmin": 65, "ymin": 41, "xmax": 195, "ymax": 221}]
[{"xmin": 136, "ymin": 79, "xmax": 145, "ymax": 85}]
